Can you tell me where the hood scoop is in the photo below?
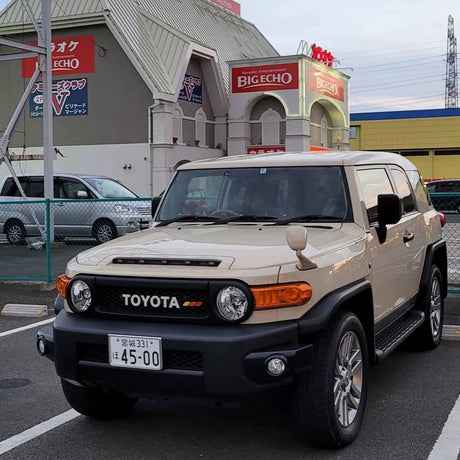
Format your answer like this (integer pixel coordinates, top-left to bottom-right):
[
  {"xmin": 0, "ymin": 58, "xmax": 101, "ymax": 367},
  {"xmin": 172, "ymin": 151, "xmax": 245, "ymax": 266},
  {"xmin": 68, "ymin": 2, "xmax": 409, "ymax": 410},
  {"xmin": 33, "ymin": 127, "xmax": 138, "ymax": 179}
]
[{"xmin": 112, "ymin": 257, "xmax": 221, "ymax": 267}]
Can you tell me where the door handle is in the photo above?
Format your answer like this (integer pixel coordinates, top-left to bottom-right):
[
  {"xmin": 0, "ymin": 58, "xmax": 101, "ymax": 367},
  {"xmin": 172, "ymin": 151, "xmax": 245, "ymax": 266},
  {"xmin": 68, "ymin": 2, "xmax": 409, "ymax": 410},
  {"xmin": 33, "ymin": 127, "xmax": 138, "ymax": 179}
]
[{"xmin": 403, "ymin": 232, "xmax": 414, "ymax": 243}]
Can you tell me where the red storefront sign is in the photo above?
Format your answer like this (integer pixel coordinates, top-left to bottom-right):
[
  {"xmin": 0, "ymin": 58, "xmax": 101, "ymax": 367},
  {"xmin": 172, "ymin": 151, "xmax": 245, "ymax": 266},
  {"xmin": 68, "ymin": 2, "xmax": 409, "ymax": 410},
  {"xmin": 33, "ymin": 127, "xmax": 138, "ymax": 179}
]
[
  {"xmin": 22, "ymin": 35, "xmax": 95, "ymax": 78},
  {"xmin": 310, "ymin": 44, "xmax": 334, "ymax": 67},
  {"xmin": 308, "ymin": 69, "xmax": 344, "ymax": 102},
  {"xmin": 209, "ymin": 0, "xmax": 241, "ymax": 15},
  {"xmin": 246, "ymin": 146, "xmax": 286, "ymax": 154},
  {"xmin": 232, "ymin": 63, "xmax": 299, "ymax": 93}
]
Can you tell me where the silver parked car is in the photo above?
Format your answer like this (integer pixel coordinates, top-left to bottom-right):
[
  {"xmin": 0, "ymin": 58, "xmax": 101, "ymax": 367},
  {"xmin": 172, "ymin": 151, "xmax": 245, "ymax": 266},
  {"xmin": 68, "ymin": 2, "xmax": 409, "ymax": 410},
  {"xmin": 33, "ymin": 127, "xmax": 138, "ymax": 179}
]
[{"xmin": 0, "ymin": 173, "xmax": 151, "ymax": 244}]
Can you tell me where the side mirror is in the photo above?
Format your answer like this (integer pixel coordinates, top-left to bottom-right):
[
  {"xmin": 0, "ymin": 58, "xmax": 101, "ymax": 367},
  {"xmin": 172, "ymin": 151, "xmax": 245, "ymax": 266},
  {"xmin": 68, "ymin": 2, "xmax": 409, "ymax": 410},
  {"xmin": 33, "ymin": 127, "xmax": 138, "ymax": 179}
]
[
  {"xmin": 76, "ymin": 190, "xmax": 88, "ymax": 199},
  {"xmin": 151, "ymin": 196, "xmax": 162, "ymax": 218},
  {"xmin": 286, "ymin": 226, "xmax": 317, "ymax": 270},
  {"xmin": 376, "ymin": 194, "xmax": 402, "ymax": 243},
  {"xmin": 377, "ymin": 194, "xmax": 402, "ymax": 226}
]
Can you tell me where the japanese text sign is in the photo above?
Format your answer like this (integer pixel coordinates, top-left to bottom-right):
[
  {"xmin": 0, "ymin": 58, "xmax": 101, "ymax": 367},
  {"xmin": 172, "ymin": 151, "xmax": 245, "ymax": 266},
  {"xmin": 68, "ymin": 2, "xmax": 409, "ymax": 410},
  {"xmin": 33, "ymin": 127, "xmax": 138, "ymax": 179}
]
[
  {"xmin": 179, "ymin": 74, "xmax": 202, "ymax": 104},
  {"xmin": 29, "ymin": 78, "xmax": 88, "ymax": 117},
  {"xmin": 22, "ymin": 35, "xmax": 95, "ymax": 78},
  {"xmin": 310, "ymin": 44, "xmax": 334, "ymax": 67}
]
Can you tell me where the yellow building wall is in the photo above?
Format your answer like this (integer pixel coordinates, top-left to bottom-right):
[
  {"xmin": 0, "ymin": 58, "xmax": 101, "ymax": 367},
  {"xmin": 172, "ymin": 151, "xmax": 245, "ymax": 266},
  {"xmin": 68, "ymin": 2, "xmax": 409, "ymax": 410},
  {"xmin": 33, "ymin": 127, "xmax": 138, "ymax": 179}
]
[{"xmin": 350, "ymin": 115, "xmax": 460, "ymax": 180}]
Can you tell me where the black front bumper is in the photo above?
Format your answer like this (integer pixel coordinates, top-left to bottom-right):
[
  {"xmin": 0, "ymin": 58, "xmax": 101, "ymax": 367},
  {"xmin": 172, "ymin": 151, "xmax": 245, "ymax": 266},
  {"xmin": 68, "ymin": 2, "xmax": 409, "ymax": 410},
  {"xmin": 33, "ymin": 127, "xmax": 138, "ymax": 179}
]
[{"xmin": 38, "ymin": 311, "xmax": 313, "ymax": 399}]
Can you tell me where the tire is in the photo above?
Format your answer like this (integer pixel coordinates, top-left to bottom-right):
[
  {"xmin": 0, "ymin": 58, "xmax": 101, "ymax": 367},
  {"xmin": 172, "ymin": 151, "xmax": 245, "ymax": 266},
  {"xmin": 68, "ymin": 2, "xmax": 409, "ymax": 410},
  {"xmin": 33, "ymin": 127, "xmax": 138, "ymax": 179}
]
[
  {"xmin": 293, "ymin": 311, "xmax": 369, "ymax": 448},
  {"xmin": 61, "ymin": 379, "xmax": 137, "ymax": 418},
  {"xmin": 5, "ymin": 219, "xmax": 26, "ymax": 245},
  {"xmin": 412, "ymin": 265, "xmax": 444, "ymax": 350},
  {"xmin": 93, "ymin": 220, "xmax": 117, "ymax": 243}
]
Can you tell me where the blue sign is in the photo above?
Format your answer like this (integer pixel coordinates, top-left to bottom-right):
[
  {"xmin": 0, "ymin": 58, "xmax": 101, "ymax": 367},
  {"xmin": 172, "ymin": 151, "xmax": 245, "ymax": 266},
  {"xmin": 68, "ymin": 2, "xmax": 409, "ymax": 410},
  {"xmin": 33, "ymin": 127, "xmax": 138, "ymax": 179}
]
[
  {"xmin": 29, "ymin": 78, "xmax": 88, "ymax": 117},
  {"xmin": 179, "ymin": 74, "xmax": 202, "ymax": 104}
]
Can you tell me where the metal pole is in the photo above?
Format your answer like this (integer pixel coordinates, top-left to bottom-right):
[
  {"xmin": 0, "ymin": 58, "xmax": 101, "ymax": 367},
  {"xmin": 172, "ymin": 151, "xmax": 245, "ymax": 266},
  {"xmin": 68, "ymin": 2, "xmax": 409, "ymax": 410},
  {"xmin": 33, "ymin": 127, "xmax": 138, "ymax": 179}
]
[{"xmin": 40, "ymin": 0, "xmax": 54, "ymax": 200}]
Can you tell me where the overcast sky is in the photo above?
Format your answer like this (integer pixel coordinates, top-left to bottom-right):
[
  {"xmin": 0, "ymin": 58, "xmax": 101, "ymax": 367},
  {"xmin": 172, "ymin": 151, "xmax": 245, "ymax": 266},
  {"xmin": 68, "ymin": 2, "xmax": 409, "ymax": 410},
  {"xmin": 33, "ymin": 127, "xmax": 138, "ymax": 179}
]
[
  {"xmin": 238, "ymin": 0, "xmax": 459, "ymax": 113},
  {"xmin": 1, "ymin": 0, "xmax": 459, "ymax": 113}
]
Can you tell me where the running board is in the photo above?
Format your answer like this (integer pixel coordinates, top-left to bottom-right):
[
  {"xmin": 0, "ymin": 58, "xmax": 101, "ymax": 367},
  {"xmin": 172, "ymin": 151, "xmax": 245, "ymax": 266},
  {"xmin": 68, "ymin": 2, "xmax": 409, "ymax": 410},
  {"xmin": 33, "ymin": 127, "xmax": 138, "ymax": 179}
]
[{"xmin": 375, "ymin": 310, "xmax": 425, "ymax": 359}]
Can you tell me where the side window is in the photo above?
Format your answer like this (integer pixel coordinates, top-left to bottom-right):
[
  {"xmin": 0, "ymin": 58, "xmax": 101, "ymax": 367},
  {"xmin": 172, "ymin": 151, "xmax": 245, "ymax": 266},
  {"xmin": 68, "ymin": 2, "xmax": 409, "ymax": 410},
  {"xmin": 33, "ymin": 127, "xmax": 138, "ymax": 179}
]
[
  {"xmin": 406, "ymin": 171, "xmax": 430, "ymax": 209},
  {"xmin": 356, "ymin": 168, "xmax": 394, "ymax": 225},
  {"xmin": 1, "ymin": 177, "xmax": 20, "ymax": 196},
  {"xmin": 390, "ymin": 168, "xmax": 416, "ymax": 213},
  {"xmin": 60, "ymin": 179, "xmax": 91, "ymax": 199},
  {"xmin": 27, "ymin": 177, "xmax": 44, "ymax": 197}
]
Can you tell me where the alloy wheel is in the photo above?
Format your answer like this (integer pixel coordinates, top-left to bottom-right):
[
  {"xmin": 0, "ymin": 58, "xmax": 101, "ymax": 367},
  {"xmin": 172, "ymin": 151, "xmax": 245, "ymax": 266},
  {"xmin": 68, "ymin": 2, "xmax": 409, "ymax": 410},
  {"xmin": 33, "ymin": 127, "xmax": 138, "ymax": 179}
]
[
  {"xmin": 334, "ymin": 331, "xmax": 363, "ymax": 428},
  {"xmin": 430, "ymin": 276, "xmax": 442, "ymax": 337}
]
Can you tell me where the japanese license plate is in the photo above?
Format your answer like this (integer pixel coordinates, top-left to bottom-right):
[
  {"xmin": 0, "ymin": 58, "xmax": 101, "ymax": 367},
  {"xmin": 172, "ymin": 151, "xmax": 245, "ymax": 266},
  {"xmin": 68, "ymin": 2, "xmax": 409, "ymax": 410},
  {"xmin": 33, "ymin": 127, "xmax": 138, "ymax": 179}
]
[{"xmin": 108, "ymin": 335, "xmax": 163, "ymax": 370}]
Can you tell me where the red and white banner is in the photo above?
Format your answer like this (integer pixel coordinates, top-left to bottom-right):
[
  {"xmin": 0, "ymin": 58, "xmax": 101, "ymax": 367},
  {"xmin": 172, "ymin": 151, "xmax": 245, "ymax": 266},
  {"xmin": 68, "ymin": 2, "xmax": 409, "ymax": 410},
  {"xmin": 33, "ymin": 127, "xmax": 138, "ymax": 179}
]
[
  {"xmin": 22, "ymin": 35, "xmax": 95, "ymax": 78},
  {"xmin": 209, "ymin": 0, "xmax": 240, "ymax": 15},
  {"xmin": 232, "ymin": 63, "xmax": 298, "ymax": 93},
  {"xmin": 308, "ymin": 69, "xmax": 344, "ymax": 102}
]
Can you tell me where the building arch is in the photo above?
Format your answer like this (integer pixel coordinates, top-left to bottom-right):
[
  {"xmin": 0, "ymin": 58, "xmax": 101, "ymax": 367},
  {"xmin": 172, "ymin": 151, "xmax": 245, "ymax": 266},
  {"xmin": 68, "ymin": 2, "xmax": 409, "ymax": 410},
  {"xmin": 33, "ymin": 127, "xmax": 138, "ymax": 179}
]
[
  {"xmin": 172, "ymin": 104, "xmax": 184, "ymax": 144},
  {"xmin": 246, "ymin": 95, "xmax": 287, "ymax": 146},
  {"xmin": 261, "ymin": 108, "xmax": 282, "ymax": 145},
  {"xmin": 194, "ymin": 107, "xmax": 207, "ymax": 147},
  {"xmin": 309, "ymin": 99, "xmax": 347, "ymax": 149}
]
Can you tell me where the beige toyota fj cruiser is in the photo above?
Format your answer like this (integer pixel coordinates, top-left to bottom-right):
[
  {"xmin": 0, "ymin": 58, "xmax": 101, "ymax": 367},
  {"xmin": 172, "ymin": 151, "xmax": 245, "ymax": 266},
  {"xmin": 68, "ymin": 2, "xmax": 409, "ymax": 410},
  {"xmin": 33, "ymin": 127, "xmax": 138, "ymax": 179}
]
[{"xmin": 38, "ymin": 151, "xmax": 447, "ymax": 448}]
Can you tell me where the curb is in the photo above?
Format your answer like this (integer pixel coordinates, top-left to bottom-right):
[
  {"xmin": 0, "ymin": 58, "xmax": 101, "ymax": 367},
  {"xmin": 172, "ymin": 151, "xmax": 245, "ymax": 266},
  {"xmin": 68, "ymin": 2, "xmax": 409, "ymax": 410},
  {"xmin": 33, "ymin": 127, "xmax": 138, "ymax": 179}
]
[{"xmin": 442, "ymin": 324, "xmax": 460, "ymax": 341}]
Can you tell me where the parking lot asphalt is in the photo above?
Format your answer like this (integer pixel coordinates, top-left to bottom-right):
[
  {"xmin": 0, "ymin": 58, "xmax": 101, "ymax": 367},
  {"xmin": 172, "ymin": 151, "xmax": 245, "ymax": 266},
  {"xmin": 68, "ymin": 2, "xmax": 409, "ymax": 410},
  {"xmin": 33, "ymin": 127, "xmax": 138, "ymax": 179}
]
[{"xmin": 0, "ymin": 281, "xmax": 459, "ymax": 328}]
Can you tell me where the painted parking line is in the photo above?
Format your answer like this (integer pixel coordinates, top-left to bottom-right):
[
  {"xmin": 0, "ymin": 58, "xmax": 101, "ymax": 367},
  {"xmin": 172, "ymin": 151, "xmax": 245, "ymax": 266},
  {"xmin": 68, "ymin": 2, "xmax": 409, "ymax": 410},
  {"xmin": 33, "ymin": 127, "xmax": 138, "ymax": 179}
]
[
  {"xmin": 0, "ymin": 317, "xmax": 54, "ymax": 338},
  {"xmin": 428, "ymin": 394, "xmax": 460, "ymax": 460},
  {"xmin": 0, "ymin": 409, "xmax": 80, "ymax": 455}
]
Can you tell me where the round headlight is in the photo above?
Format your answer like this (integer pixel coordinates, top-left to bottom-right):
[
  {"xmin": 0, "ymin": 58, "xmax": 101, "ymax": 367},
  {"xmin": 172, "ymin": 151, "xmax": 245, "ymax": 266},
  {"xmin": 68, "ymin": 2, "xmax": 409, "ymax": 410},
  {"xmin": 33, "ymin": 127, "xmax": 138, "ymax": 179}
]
[
  {"xmin": 70, "ymin": 280, "xmax": 92, "ymax": 312},
  {"xmin": 216, "ymin": 286, "xmax": 248, "ymax": 321}
]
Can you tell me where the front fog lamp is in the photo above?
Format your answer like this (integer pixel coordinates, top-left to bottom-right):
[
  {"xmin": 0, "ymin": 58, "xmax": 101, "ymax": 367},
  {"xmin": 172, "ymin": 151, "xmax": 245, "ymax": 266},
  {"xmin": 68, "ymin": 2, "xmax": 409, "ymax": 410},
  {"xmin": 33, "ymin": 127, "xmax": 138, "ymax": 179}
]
[
  {"xmin": 70, "ymin": 280, "xmax": 92, "ymax": 312},
  {"xmin": 266, "ymin": 357, "xmax": 287, "ymax": 377},
  {"xmin": 216, "ymin": 286, "xmax": 248, "ymax": 321}
]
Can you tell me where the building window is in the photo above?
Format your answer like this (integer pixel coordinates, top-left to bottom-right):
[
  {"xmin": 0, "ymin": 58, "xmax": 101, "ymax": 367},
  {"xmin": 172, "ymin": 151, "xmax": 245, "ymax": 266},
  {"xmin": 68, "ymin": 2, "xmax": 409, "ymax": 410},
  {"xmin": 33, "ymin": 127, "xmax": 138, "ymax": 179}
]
[
  {"xmin": 261, "ymin": 108, "xmax": 281, "ymax": 145},
  {"xmin": 195, "ymin": 108, "xmax": 206, "ymax": 147},
  {"xmin": 350, "ymin": 126, "xmax": 357, "ymax": 139}
]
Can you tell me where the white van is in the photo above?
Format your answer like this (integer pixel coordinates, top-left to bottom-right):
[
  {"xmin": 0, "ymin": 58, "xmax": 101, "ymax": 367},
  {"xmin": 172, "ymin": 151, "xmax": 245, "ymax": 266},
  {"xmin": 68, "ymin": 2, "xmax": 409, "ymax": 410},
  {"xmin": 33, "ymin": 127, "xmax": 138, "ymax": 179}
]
[{"xmin": 0, "ymin": 173, "xmax": 151, "ymax": 244}]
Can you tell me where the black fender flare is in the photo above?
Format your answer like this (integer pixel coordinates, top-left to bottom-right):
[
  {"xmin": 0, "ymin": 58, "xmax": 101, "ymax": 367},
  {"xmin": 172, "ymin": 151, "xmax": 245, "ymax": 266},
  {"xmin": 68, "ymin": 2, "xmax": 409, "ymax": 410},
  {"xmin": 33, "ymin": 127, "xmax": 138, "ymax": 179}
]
[
  {"xmin": 418, "ymin": 239, "xmax": 448, "ymax": 300},
  {"xmin": 298, "ymin": 279, "xmax": 372, "ymax": 336}
]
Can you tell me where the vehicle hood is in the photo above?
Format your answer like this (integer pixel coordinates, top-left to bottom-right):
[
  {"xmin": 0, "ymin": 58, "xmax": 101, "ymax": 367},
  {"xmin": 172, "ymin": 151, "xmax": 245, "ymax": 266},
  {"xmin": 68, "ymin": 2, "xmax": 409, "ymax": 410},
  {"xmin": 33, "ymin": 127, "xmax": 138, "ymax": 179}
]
[{"xmin": 72, "ymin": 223, "xmax": 364, "ymax": 272}]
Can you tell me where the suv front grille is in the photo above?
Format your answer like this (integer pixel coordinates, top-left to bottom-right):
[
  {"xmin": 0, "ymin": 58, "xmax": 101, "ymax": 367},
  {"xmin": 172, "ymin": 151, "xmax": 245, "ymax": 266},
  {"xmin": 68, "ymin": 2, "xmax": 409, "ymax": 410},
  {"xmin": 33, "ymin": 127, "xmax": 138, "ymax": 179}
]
[
  {"xmin": 78, "ymin": 344, "xmax": 203, "ymax": 370},
  {"xmin": 95, "ymin": 285, "xmax": 208, "ymax": 318}
]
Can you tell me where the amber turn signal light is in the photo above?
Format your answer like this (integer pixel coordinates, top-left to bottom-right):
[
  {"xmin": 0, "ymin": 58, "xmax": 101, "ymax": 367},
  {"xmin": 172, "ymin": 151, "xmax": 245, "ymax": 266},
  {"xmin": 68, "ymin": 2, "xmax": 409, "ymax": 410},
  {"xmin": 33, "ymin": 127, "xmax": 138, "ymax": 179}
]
[
  {"xmin": 251, "ymin": 282, "xmax": 312, "ymax": 310},
  {"xmin": 56, "ymin": 274, "xmax": 72, "ymax": 299}
]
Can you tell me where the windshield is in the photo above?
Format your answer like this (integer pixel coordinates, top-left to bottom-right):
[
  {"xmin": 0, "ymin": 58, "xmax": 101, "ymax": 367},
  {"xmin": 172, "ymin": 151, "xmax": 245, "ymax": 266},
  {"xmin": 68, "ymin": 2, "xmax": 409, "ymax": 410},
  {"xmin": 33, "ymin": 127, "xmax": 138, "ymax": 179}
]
[
  {"xmin": 157, "ymin": 166, "xmax": 351, "ymax": 224},
  {"xmin": 84, "ymin": 177, "xmax": 138, "ymax": 198}
]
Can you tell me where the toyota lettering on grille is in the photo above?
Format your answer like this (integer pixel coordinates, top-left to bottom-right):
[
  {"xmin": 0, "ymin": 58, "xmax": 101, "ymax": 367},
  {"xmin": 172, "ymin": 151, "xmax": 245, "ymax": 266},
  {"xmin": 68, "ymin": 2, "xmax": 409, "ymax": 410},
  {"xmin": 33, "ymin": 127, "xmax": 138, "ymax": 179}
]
[{"xmin": 122, "ymin": 294, "xmax": 180, "ymax": 309}]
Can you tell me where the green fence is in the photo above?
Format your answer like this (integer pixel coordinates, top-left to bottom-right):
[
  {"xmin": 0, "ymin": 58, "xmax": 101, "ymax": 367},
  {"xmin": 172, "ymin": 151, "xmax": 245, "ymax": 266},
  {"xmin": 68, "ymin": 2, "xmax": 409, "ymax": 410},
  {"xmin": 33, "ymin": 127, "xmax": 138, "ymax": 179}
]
[
  {"xmin": 0, "ymin": 194, "xmax": 459, "ymax": 292},
  {"xmin": 430, "ymin": 192, "xmax": 460, "ymax": 293},
  {"xmin": 0, "ymin": 197, "xmax": 152, "ymax": 282}
]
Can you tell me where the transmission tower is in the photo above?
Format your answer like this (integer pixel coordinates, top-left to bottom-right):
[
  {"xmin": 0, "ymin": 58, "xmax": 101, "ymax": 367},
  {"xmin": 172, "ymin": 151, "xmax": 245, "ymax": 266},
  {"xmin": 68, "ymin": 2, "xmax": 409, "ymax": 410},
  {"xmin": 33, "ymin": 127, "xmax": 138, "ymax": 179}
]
[{"xmin": 445, "ymin": 15, "xmax": 458, "ymax": 108}]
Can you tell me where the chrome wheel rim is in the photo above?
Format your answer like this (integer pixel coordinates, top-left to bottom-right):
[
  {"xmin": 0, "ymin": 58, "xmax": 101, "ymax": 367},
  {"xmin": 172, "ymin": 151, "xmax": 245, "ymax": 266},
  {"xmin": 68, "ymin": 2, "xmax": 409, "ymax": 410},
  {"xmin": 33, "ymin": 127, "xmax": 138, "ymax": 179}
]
[
  {"xmin": 97, "ymin": 224, "xmax": 113, "ymax": 242},
  {"xmin": 334, "ymin": 331, "xmax": 363, "ymax": 428},
  {"xmin": 8, "ymin": 225, "xmax": 22, "ymax": 243},
  {"xmin": 430, "ymin": 276, "xmax": 442, "ymax": 337}
]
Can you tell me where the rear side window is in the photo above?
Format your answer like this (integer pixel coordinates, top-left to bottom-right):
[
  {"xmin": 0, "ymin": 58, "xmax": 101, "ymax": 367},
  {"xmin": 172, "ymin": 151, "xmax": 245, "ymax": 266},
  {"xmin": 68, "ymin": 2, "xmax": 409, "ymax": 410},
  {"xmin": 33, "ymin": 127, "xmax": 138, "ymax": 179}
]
[
  {"xmin": 390, "ymin": 168, "xmax": 416, "ymax": 213},
  {"xmin": 0, "ymin": 177, "xmax": 29, "ymax": 197},
  {"xmin": 27, "ymin": 177, "xmax": 44, "ymax": 197},
  {"xmin": 356, "ymin": 168, "xmax": 393, "ymax": 225}
]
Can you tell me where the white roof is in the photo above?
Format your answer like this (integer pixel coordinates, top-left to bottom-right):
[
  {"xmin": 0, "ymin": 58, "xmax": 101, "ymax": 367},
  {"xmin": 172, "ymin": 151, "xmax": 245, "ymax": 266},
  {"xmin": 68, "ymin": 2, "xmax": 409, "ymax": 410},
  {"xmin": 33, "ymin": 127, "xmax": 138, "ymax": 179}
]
[
  {"xmin": 179, "ymin": 151, "xmax": 419, "ymax": 170},
  {"xmin": 0, "ymin": 0, "xmax": 278, "ymax": 96}
]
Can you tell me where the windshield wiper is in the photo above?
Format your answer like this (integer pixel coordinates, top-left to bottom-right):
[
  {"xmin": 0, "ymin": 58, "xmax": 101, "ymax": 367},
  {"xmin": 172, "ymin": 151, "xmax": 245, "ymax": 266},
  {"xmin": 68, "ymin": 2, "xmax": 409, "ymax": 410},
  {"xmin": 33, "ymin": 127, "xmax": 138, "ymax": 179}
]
[
  {"xmin": 274, "ymin": 214, "xmax": 343, "ymax": 225},
  {"xmin": 213, "ymin": 215, "xmax": 279, "ymax": 224},
  {"xmin": 156, "ymin": 215, "xmax": 220, "ymax": 227}
]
